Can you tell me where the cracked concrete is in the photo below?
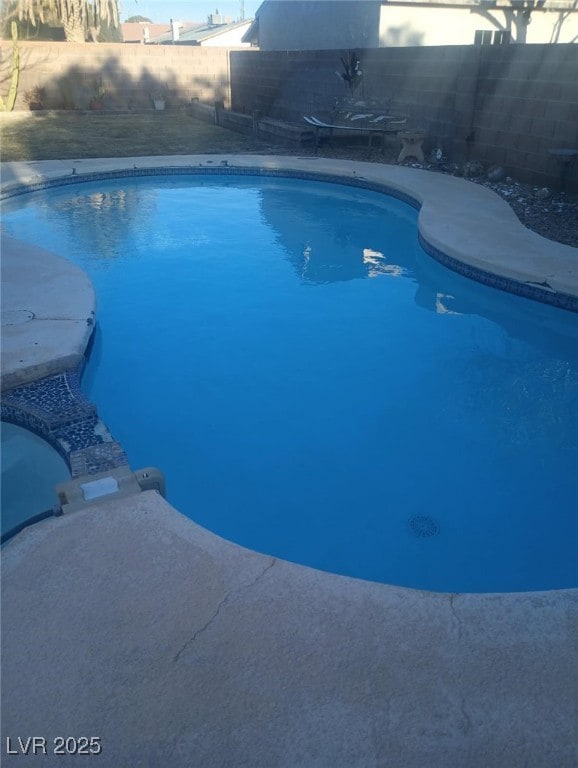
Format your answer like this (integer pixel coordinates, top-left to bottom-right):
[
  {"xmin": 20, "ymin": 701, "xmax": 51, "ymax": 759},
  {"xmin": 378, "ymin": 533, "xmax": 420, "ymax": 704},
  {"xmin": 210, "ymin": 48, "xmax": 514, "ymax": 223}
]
[
  {"xmin": 448, "ymin": 593, "xmax": 463, "ymax": 643},
  {"xmin": 2, "ymin": 493, "xmax": 577, "ymax": 767},
  {"xmin": 173, "ymin": 559, "xmax": 276, "ymax": 663}
]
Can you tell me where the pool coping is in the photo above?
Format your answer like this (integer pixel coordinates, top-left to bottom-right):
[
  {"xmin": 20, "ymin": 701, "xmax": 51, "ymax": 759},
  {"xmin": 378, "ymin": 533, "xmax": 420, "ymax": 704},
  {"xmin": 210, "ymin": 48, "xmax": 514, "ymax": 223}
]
[
  {"xmin": 0, "ymin": 234, "xmax": 97, "ymax": 392},
  {"xmin": 1, "ymin": 155, "xmax": 577, "ymax": 767}
]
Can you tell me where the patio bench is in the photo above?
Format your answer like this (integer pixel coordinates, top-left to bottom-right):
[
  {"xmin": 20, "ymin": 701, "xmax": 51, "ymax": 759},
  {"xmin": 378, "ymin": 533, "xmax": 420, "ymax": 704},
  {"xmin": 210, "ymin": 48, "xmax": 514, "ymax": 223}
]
[{"xmin": 303, "ymin": 114, "xmax": 407, "ymax": 154}]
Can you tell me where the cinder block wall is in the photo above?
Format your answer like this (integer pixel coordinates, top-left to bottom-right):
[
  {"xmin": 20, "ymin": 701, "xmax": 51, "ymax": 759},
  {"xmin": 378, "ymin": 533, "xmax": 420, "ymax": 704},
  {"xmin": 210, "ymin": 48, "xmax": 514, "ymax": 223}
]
[
  {"xmin": 471, "ymin": 43, "xmax": 578, "ymax": 182},
  {"xmin": 0, "ymin": 42, "xmax": 232, "ymax": 110},
  {"xmin": 231, "ymin": 44, "xmax": 578, "ymax": 186}
]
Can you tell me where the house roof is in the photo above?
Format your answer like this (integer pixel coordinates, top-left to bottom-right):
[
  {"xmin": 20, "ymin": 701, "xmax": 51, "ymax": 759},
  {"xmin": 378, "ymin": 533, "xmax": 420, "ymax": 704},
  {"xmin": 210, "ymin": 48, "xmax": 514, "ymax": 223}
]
[
  {"xmin": 147, "ymin": 22, "xmax": 206, "ymax": 44},
  {"xmin": 152, "ymin": 19, "xmax": 253, "ymax": 45},
  {"xmin": 120, "ymin": 22, "xmax": 172, "ymax": 43}
]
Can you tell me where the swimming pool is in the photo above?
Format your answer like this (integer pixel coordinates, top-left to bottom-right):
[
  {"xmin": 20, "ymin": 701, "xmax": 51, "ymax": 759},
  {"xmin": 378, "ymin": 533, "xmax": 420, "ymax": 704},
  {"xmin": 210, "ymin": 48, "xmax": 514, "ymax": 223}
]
[{"xmin": 3, "ymin": 172, "xmax": 577, "ymax": 592}]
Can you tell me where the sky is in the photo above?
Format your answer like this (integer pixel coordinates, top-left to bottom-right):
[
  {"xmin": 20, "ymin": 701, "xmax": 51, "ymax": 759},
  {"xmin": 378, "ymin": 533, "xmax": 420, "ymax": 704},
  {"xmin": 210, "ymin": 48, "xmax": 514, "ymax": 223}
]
[{"xmin": 122, "ymin": 1, "xmax": 262, "ymax": 23}]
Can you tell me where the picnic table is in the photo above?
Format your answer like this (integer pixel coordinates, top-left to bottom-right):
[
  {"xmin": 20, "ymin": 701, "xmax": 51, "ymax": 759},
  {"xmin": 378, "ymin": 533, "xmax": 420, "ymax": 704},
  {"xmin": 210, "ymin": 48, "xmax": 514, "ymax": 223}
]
[{"xmin": 303, "ymin": 112, "xmax": 407, "ymax": 154}]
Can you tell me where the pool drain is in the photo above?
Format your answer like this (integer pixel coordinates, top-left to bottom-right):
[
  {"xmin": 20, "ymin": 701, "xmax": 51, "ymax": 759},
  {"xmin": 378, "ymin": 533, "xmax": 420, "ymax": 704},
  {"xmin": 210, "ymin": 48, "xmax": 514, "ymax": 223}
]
[{"xmin": 408, "ymin": 515, "xmax": 440, "ymax": 538}]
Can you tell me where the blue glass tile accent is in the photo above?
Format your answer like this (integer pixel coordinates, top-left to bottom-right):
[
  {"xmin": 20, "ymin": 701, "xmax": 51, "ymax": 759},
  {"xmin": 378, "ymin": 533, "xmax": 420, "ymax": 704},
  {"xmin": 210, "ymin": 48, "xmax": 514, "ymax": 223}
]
[
  {"xmin": 1, "ymin": 369, "xmax": 129, "ymax": 477},
  {"xmin": 418, "ymin": 233, "xmax": 578, "ymax": 313},
  {"xmin": 51, "ymin": 413, "xmax": 104, "ymax": 451},
  {"xmin": 69, "ymin": 442, "xmax": 129, "ymax": 478},
  {"xmin": 2, "ymin": 371, "xmax": 96, "ymax": 428},
  {"xmin": 1, "ymin": 164, "xmax": 422, "ymax": 213}
]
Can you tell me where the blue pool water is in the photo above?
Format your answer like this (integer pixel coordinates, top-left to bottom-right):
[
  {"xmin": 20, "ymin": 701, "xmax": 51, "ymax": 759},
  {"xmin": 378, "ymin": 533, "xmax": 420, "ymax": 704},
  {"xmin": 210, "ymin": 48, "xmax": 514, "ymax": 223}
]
[{"xmin": 3, "ymin": 174, "xmax": 577, "ymax": 592}]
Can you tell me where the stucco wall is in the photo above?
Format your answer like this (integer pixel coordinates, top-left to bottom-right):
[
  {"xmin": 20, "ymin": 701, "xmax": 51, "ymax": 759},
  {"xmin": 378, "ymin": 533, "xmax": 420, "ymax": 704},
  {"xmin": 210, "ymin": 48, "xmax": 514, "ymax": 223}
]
[
  {"xmin": 0, "ymin": 42, "xmax": 232, "ymax": 110},
  {"xmin": 380, "ymin": 6, "xmax": 578, "ymax": 46},
  {"xmin": 230, "ymin": 43, "xmax": 578, "ymax": 186},
  {"xmin": 256, "ymin": 1, "xmax": 381, "ymax": 50},
  {"xmin": 251, "ymin": 1, "xmax": 577, "ymax": 49}
]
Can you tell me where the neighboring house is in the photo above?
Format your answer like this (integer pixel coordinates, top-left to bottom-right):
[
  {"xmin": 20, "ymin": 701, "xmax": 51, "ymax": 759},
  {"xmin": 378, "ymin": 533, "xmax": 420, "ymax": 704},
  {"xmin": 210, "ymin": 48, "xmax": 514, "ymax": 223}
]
[
  {"xmin": 244, "ymin": 0, "xmax": 578, "ymax": 49},
  {"xmin": 380, "ymin": 0, "xmax": 578, "ymax": 46},
  {"xmin": 152, "ymin": 14, "xmax": 254, "ymax": 46}
]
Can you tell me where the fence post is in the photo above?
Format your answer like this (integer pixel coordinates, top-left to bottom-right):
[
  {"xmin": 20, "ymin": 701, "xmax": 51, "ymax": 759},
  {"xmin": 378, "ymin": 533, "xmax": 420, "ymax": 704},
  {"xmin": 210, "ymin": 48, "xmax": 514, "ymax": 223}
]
[
  {"xmin": 214, "ymin": 99, "xmax": 224, "ymax": 126},
  {"xmin": 252, "ymin": 109, "xmax": 261, "ymax": 138}
]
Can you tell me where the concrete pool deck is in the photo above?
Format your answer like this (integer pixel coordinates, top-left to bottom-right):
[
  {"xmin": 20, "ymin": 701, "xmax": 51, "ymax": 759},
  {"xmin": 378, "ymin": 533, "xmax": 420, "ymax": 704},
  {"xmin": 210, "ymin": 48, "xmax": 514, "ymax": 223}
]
[
  {"xmin": 1, "ymin": 234, "xmax": 96, "ymax": 391},
  {"xmin": 1, "ymin": 156, "xmax": 577, "ymax": 766}
]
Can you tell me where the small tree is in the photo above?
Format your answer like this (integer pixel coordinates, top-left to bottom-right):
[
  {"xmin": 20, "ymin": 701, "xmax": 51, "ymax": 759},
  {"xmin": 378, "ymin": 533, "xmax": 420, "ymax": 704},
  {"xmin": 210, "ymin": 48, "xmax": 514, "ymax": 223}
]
[
  {"xmin": 338, "ymin": 51, "xmax": 363, "ymax": 98},
  {"xmin": 0, "ymin": 21, "xmax": 20, "ymax": 112}
]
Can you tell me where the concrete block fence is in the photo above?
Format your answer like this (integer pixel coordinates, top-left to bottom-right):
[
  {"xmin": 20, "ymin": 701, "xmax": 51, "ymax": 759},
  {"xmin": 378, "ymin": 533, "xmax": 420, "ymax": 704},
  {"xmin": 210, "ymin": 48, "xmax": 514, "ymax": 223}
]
[
  {"xmin": 230, "ymin": 43, "xmax": 578, "ymax": 187},
  {"xmin": 0, "ymin": 42, "xmax": 233, "ymax": 110},
  {"xmin": 1, "ymin": 40, "xmax": 576, "ymax": 186}
]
